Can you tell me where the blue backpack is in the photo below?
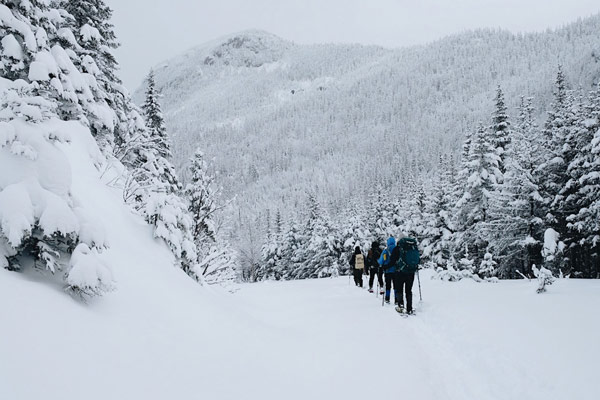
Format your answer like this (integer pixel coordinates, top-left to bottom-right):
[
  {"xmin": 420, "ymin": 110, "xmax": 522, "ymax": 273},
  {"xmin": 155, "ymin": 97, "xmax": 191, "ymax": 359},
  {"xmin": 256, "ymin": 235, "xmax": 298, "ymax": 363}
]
[{"xmin": 397, "ymin": 237, "xmax": 420, "ymax": 273}]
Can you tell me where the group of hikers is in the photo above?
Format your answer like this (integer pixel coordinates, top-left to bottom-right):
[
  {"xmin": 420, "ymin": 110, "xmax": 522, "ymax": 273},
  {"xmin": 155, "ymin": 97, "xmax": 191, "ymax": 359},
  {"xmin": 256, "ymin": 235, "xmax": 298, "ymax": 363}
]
[{"xmin": 349, "ymin": 234, "xmax": 420, "ymax": 315}]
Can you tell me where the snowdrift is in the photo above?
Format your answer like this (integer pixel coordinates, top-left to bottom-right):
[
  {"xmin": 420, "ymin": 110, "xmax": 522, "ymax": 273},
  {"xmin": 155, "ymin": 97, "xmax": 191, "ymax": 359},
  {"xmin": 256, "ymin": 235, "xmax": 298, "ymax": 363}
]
[{"xmin": 0, "ymin": 115, "xmax": 284, "ymax": 399}]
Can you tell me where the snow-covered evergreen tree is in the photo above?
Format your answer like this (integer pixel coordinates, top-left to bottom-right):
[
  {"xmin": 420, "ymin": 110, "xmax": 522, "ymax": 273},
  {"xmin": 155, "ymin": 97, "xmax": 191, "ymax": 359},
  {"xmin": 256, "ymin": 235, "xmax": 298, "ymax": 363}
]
[
  {"xmin": 454, "ymin": 123, "xmax": 501, "ymax": 267},
  {"xmin": 339, "ymin": 202, "xmax": 370, "ymax": 274},
  {"xmin": 140, "ymin": 69, "xmax": 179, "ymax": 193},
  {"xmin": 278, "ymin": 217, "xmax": 304, "ymax": 280},
  {"xmin": 186, "ymin": 150, "xmax": 218, "ymax": 243},
  {"xmin": 55, "ymin": 0, "xmax": 123, "ymax": 149},
  {"xmin": 538, "ymin": 66, "xmax": 578, "ymax": 273},
  {"xmin": 424, "ymin": 155, "xmax": 456, "ymax": 268},
  {"xmin": 60, "ymin": 0, "xmax": 119, "ymax": 82},
  {"xmin": 563, "ymin": 82, "xmax": 600, "ymax": 277},
  {"xmin": 258, "ymin": 209, "xmax": 283, "ymax": 280},
  {"xmin": 0, "ymin": 1, "xmax": 115, "ymax": 296},
  {"xmin": 485, "ymin": 96, "xmax": 545, "ymax": 277},
  {"xmin": 367, "ymin": 189, "xmax": 395, "ymax": 243},
  {"xmin": 145, "ymin": 191, "xmax": 197, "ymax": 276},
  {"xmin": 119, "ymin": 72, "xmax": 196, "ymax": 275},
  {"xmin": 288, "ymin": 194, "xmax": 341, "ymax": 279},
  {"xmin": 489, "ymin": 85, "xmax": 512, "ymax": 177},
  {"xmin": 479, "ymin": 252, "xmax": 497, "ymax": 278}
]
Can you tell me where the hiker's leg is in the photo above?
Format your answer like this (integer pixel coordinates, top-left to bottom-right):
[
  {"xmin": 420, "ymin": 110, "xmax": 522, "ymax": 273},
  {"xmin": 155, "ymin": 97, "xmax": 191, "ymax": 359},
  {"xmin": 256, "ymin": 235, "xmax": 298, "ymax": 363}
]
[{"xmin": 406, "ymin": 273, "xmax": 415, "ymax": 312}]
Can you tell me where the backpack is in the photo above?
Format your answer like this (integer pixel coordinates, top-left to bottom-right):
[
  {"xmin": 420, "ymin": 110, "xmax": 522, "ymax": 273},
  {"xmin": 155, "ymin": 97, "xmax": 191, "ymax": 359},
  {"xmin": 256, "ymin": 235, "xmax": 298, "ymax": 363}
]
[
  {"xmin": 355, "ymin": 254, "xmax": 365, "ymax": 270},
  {"xmin": 397, "ymin": 238, "xmax": 420, "ymax": 273},
  {"xmin": 367, "ymin": 249, "xmax": 380, "ymax": 267}
]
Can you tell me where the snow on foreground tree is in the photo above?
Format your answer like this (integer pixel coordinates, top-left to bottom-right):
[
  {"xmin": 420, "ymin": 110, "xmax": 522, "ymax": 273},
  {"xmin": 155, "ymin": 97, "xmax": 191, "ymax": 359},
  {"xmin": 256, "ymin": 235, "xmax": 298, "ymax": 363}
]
[
  {"xmin": 123, "ymin": 70, "xmax": 238, "ymax": 282},
  {"xmin": 186, "ymin": 149, "xmax": 237, "ymax": 284},
  {"xmin": 122, "ymin": 70, "xmax": 197, "ymax": 277},
  {"xmin": 0, "ymin": 1, "xmax": 117, "ymax": 296},
  {"xmin": 0, "ymin": 1, "xmax": 236, "ymax": 297}
]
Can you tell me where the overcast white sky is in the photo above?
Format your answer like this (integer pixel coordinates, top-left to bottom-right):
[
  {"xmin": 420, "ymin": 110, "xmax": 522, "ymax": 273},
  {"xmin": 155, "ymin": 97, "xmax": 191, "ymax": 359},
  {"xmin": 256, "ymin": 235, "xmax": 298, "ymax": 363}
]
[{"xmin": 105, "ymin": 0, "xmax": 600, "ymax": 91}]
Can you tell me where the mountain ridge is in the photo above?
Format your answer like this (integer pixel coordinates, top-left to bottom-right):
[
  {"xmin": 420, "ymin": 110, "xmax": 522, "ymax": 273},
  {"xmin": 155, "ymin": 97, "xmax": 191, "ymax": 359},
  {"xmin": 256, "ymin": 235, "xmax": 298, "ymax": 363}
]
[{"xmin": 134, "ymin": 15, "xmax": 600, "ymax": 253}]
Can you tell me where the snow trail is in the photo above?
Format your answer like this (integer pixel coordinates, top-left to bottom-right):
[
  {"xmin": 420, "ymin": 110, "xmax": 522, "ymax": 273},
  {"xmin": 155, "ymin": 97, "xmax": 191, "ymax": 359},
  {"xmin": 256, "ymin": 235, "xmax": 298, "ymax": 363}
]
[
  {"xmin": 233, "ymin": 274, "xmax": 600, "ymax": 400},
  {"xmin": 2, "ymin": 266, "xmax": 599, "ymax": 400}
]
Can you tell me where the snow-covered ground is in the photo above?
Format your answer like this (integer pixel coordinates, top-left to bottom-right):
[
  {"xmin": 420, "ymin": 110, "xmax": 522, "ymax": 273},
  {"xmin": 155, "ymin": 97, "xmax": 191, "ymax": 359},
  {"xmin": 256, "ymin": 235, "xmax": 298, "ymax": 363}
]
[{"xmin": 2, "ymin": 262, "xmax": 599, "ymax": 399}]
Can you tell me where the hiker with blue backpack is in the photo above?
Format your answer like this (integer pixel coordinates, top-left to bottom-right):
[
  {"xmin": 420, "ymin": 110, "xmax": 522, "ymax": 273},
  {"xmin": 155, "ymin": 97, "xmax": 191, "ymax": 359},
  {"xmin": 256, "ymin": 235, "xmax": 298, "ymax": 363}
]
[
  {"xmin": 378, "ymin": 237, "xmax": 399, "ymax": 304},
  {"xmin": 393, "ymin": 236, "xmax": 421, "ymax": 315}
]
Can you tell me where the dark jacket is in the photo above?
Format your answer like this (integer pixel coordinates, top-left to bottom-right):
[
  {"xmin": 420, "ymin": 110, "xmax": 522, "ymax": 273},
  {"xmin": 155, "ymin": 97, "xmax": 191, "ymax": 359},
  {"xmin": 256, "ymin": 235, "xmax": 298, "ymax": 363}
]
[{"xmin": 367, "ymin": 247, "xmax": 382, "ymax": 270}]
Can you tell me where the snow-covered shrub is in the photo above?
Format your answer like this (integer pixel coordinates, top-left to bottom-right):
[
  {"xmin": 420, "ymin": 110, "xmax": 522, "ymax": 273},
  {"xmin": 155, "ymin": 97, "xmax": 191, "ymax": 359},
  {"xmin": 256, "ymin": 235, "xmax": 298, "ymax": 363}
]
[
  {"xmin": 532, "ymin": 264, "xmax": 555, "ymax": 293},
  {"xmin": 542, "ymin": 228, "xmax": 564, "ymax": 264},
  {"xmin": 146, "ymin": 192, "xmax": 197, "ymax": 273},
  {"xmin": 0, "ymin": 99, "xmax": 113, "ymax": 295},
  {"xmin": 195, "ymin": 243, "xmax": 238, "ymax": 285},
  {"xmin": 434, "ymin": 265, "xmax": 483, "ymax": 282},
  {"xmin": 479, "ymin": 252, "xmax": 497, "ymax": 278},
  {"xmin": 66, "ymin": 243, "xmax": 115, "ymax": 298},
  {"xmin": 458, "ymin": 244, "xmax": 476, "ymax": 274}
]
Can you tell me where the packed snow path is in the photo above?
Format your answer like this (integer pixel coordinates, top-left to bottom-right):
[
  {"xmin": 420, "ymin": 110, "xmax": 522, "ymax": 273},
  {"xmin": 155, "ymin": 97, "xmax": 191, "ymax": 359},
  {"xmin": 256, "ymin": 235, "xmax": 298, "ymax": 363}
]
[
  {"xmin": 2, "ymin": 270, "xmax": 599, "ymax": 400},
  {"xmin": 233, "ymin": 275, "xmax": 600, "ymax": 400}
]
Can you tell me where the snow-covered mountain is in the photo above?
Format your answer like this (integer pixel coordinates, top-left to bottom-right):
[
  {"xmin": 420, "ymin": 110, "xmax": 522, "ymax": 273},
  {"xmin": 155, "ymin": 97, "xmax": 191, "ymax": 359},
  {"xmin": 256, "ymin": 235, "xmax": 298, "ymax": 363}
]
[{"xmin": 141, "ymin": 19, "xmax": 600, "ymax": 222}]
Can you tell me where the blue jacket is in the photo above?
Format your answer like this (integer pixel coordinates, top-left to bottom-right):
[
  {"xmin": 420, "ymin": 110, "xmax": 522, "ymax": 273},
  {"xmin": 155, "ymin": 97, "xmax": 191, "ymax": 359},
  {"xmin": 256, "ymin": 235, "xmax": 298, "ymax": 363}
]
[{"xmin": 378, "ymin": 237, "xmax": 397, "ymax": 274}]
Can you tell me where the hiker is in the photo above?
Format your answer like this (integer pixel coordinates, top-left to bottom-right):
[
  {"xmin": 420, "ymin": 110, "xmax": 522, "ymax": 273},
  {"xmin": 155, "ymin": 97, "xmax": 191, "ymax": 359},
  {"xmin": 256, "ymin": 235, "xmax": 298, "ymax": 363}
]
[
  {"xmin": 367, "ymin": 240, "xmax": 383, "ymax": 294},
  {"xmin": 378, "ymin": 237, "xmax": 398, "ymax": 303},
  {"xmin": 394, "ymin": 236, "xmax": 421, "ymax": 314},
  {"xmin": 349, "ymin": 246, "xmax": 365, "ymax": 287}
]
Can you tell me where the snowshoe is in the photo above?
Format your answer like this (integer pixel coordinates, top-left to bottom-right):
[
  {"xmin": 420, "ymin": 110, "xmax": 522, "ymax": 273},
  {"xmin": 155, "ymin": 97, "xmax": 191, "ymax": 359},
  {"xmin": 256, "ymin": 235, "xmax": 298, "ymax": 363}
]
[
  {"xmin": 368, "ymin": 288, "xmax": 374, "ymax": 293},
  {"xmin": 395, "ymin": 306, "xmax": 408, "ymax": 317}
]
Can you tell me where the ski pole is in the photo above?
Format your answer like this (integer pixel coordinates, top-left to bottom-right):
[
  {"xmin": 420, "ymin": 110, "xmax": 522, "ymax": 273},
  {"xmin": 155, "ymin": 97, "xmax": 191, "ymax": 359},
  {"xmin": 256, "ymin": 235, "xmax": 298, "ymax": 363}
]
[
  {"xmin": 382, "ymin": 271, "xmax": 385, "ymax": 307},
  {"xmin": 417, "ymin": 268, "xmax": 422, "ymax": 302}
]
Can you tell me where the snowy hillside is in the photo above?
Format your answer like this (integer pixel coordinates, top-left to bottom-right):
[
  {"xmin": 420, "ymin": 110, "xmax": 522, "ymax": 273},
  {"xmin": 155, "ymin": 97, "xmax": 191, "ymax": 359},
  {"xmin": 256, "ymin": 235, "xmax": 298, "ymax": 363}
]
[
  {"xmin": 2, "ymin": 268, "xmax": 599, "ymax": 399},
  {"xmin": 141, "ymin": 19, "xmax": 600, "ymax": 217}
]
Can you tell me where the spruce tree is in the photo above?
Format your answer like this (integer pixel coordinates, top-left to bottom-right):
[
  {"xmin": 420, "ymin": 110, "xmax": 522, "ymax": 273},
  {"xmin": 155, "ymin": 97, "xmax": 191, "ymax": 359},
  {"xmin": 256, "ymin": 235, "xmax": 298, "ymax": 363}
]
[
  {"xmin": 485, "ymin": 97, "xmax": 544, "ymax": 277},
  {"xmin": 538, "ymin": 66, "xmax": 577, "ymax": 272},
  {"xmin": 489, "ymin": 85, "xmax": 512, "ymax": 177},
  {"xmin": 121, "ymin": 74, "xmax": 193, "ymax": 275},
  {"xmin": 289, "ymin": 194, "xmax": 341, "ymax": 279},
  {"xmin": 142, "ymin": 70, "xmax": 171, "ymax": 159},
  {"xmin": 186, "ymin": 150, "xmax": 218, "ymax": 243},
  {"xmin": 279, "ymin": 217, "xmax": 305, "ymax": 280},
  {"xmin": 259, "ymin": 210, "xmax": 284, "ymax": 280},
  {"xmin": 0, "ymin": 1, "xmax": 115, "ymax": 295},
  {"xmin": 60, "ymin": 0, "xmax": 120, "ymax": 83},
  {"xmin": 564, "ymin": 83, "xmax": 600, "ymax": 277},
  {"xmin": 455, "ymin": 123, "xmax": 500, "ymax": 266},
  {"xmin": 425, "ymin": 155, "xmax": 455, "ymax": 269},
  {"xmin": 140, "ymin": 69, "xmax": 180, "ymax": 193}
]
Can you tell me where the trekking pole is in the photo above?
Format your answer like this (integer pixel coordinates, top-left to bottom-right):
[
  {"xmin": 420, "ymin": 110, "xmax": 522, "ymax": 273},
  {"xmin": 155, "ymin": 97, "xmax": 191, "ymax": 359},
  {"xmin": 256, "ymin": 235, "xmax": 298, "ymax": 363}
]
[
  {"xmin": 417, "ymin": 268, "xmax": 422, "ymax": 302},
  {"xmin": 381, "ymin": 272, "xmax": 385, "ymax": 307}
]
